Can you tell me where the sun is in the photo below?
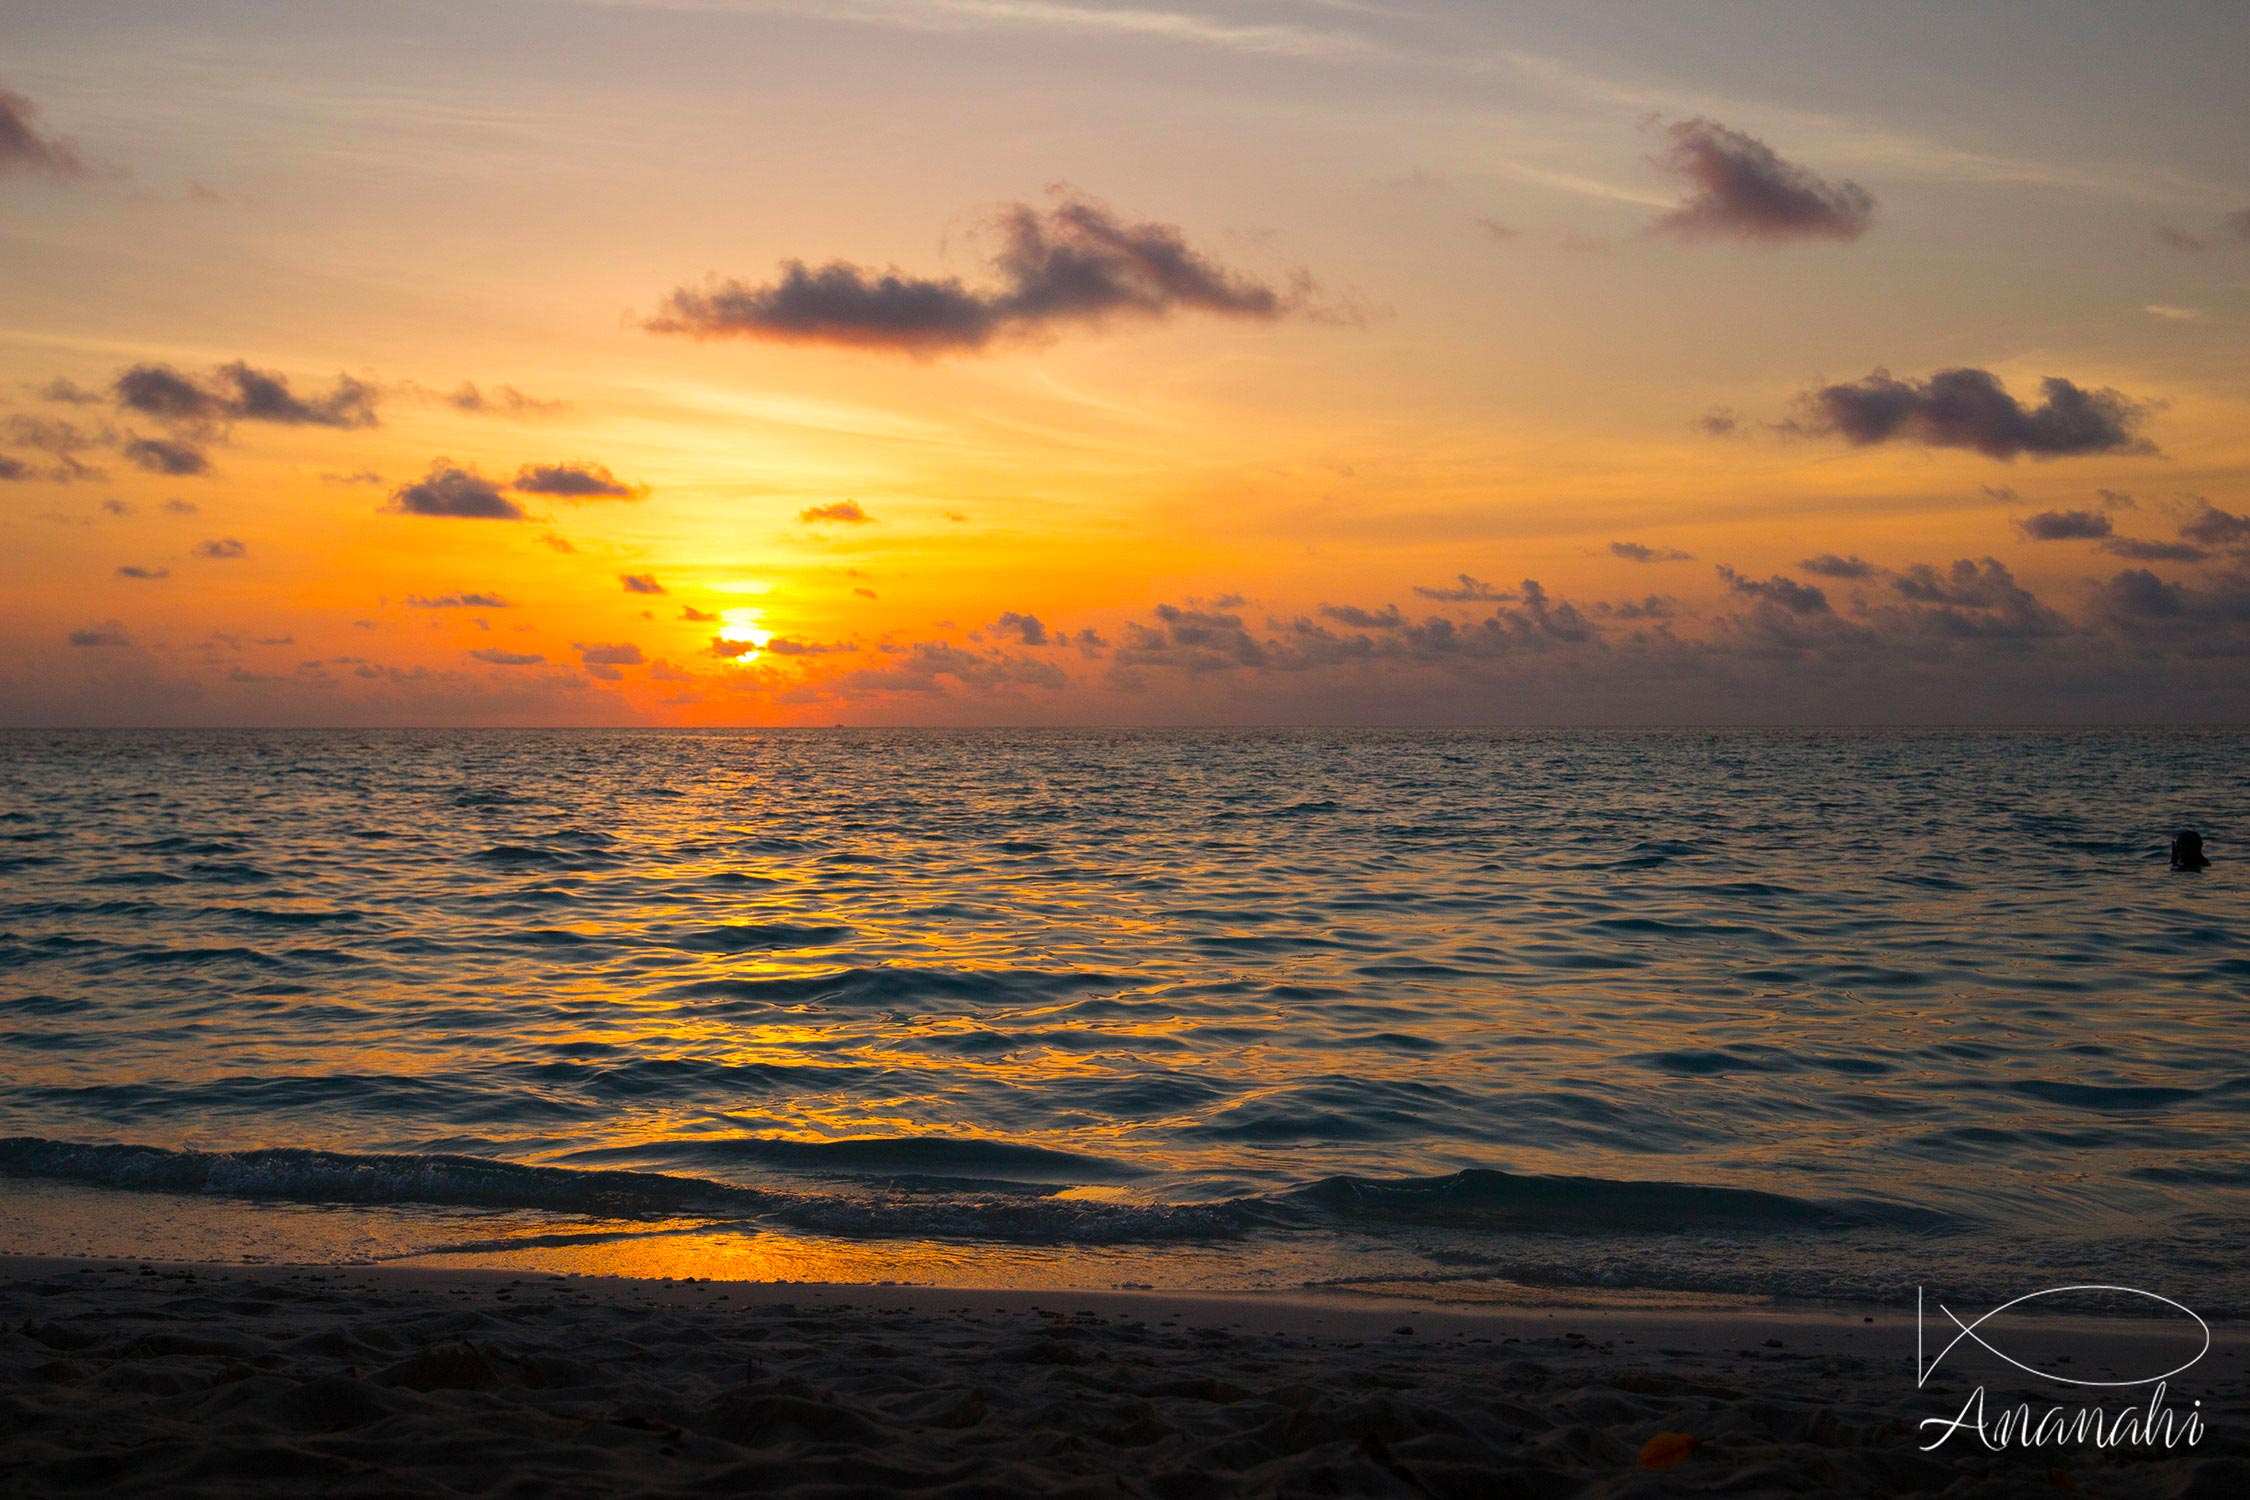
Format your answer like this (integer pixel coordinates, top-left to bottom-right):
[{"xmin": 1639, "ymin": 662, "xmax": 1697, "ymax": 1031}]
[{"xmin": 714, "ymin": 608, "xmax": 773, "ymax": 662}]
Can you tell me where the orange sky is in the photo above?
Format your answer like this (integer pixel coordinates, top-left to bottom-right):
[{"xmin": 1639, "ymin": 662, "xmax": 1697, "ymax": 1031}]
[{"xmin": 3, "ymin": 1, "xmax": 2247, "ymax": 724}]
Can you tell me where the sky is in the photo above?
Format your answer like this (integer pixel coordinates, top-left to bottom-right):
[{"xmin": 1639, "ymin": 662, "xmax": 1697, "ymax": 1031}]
[{"xmin": 2, "ymin": 0, "xmax": 2247, "ymax": 726}]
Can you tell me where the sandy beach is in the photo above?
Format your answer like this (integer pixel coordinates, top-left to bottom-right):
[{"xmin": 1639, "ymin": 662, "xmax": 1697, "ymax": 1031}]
[{"xmin": 3, "ymin": 1256, "xmax": 2243, "ymax": 1497}]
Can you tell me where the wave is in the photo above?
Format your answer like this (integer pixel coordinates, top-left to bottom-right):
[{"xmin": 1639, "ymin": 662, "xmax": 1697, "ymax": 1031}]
[{"xmin": 0, "ymin": 1136, "xmax": 1947, "ymax": 1245}]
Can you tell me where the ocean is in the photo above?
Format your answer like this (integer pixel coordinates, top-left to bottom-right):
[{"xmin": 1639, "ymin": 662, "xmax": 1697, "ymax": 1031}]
[{"xmin": 1, "ymin": 728, "xmax": 2242, "ymax": 1311}]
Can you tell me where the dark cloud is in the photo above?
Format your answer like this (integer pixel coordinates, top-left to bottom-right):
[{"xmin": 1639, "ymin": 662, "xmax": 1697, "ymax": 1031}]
[
  {"xmin": 1610, "ymin": 541, "xmax": 1694, "ymax": 563},
  {"xmin": 3, "ymin": 414, "xmax": 109, "ymax": 481},
  {"xmin": 322, "ymin": 469, "xmax": 383, "ymax": 486},
  {"xmin": 1696, "ymin": 408, "xmax": 1740, "ymax": 438},
  {"xmin": 121, "ymin": 435, "xmax": 209, "ymax": 476},
  {"xmin": 162, "ymin": 497, "xmax": 198, "ymax": 515},
  {"xmin": 2154, "ymin": 225, "xmax": 2209, "ymax": 253},
  {"xmin": 114, "ymin": 362, "xmax": 378, "ymax": 431},
  {"xmin": 990, "ymin": 611, "xmax": 1051, "ymax": 646},
  {"xmin": 801, "ymin": 500, "xmax": 871, "ymax": 524},
  {"xmin": 842, "ymin": 641, "xmax": 1068, "ymax": 694},
  {"xmin": 707, "ymin": 636, "xmax": 759, "ymax": 659},
  {"xmin": 762, "ymin": 637, "xmax": 849, "ymax": 657},
  {"xmin": 1981, "ymin": 484, "xmax": 2018, "ymax": 501},
  {"xmin": 1796, "ymin": 367, "xmax": 2155, "ymax": 460},
  {"xmin": 0, "ymin": 87, "xmax": 86, "ymax": 180},
  {"xmin": 1412, "ymin": 573, "xmax": 1513, "ymax": 603},
  {"xmin": 194, "ymin": 538, "xmax": 247, "ymax": 559},
  {"xmin": 513, "ymin": 462, "xmax": 637, "ymax": 499},
  {"xmin": 1717, "ymin": 566, "xmax": 1829, "ymax": 615},
  {"xmin": 67, "ymin": 623, "xmax": 129, "ymax": 647},
  {"xmin": 100, "ymin": 499, "xmax": 134, "ymax": 517},
  {"xmin": 1318, "ymin": 603, "xmax": 1404, "ymax": 629},
  {"xmin": 38, "ymin": 378, "xmax": 103, "ymax": 404},
  {"xmin": 2095, "ymin": 487, "xmax": 2136, "ymax": 509},
  {"xmin": 576, "ymin": 642, "xmax": 645, "ymax": 670},
  {"xmin": 2180, "ymin": 504, "xmax": 2250, "ymax": 547},
  {"xmin": 1648, "ymin": 118, "xmax": 1874, "ymax": 243},
  {"xmin": 389, "ymin": 463, "xmax": 525, "ymax": 520},
  {"xmin": 408, "ymin": 592, "xmax": 510, "ymax": 609},
  {"xmin": 619, "ymin": 573, "xmax": 666, "ymax": 595},
  {"xmin": 2018, "ymin": 508, "xmax": 2112, "ymax": 541},
  {"xmin": 445, "ymin": 382, "xmax": 563, "ymax": 416},
  {"xmin": 2101, "ymin": 537, "xmax": 2208, "ymax": 563},
  {"xmin": 680, "ymin": 606, "xmax": 719, "ymax": 623},
  {"xmin": 1798, "ymin": 553, "xmax": 1876, "ymax": 579},
  {"xmin": 115, "ymin": 565, "xmax": 168, "ymax": 580},
  {"xmin": 2089, "ymin": 568, "xmax": 2250, "ymax": 638},
  {"xmin": 539, "ymin": 533, "xmax": 576, "ymax": 553},
  {"xmin": 649, "ymin": 191, "xmax": 1305, "ymax": 355},
  {"xmin": 0, "ymin": 454, "xmax": 29, "ymax": 482},
  {"xmin": 467, "ymin": 648, "xmax": 544, "ymax": 666}
]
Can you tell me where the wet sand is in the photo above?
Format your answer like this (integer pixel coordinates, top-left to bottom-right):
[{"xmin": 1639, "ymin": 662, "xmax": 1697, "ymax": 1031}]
[{"xmin": 3, "ymin": 1256, "xmax": 2244, "ymax": 1497}]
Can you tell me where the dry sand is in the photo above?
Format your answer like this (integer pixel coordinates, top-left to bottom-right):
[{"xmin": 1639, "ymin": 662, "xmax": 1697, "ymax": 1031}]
[{"xmin": 3, "ymin": 1256, "xmax": 2245, "ymax": 1497}]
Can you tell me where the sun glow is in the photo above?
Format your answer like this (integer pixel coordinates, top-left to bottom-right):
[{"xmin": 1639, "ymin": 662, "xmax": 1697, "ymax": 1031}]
[{"xmin": 715, "ymin": 608, "xmax": 773, "ymax": 662}]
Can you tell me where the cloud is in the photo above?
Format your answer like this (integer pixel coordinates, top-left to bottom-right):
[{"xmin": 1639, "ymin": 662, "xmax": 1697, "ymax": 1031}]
[
  {"xmin": 467, "ymin": 648, "xmax": 544, "ymax": 666},
  {"xmin": 575, "ymin": 641, "xmax": 645, "ymax": 667},
  {"xmin": 114, "ymin": 361, "xmax": 378, "ymax": 431},
  {"xmin": 679, "ymin": 606, "xmax": 719, "ymax": 623},
  {"xmin": 1412, "ymin": 573, "xmax": 1514, "ymax": 603},
  {"xmin": 761, "ymin": 637, "xmax": 849, "ymax": 656},
  {"xmin": 2101, "ymin": 537, "xmax": 2208, "ymax": 563},
  {"xmin": 0, "ymin": 87, "xmax": 87, "ymax": 180},
  {"xmin": 193, "ymin": 537, "xmax": 247, "ymax": 559},
  {"xmin": 322, "ymin": 469, "xmax": 383, "ymax": 486},
  {"xmin": 389, "ymin": 462, "xmax": 526, "ymax": 520},
  {"xmin": 100, "ymin": 499, "xmax": 134, "ymax": 517},
  {"xmin": 1318, "ymin": 603, "xmax": 1404, "ymax": 629},
  {"xmin": 0, "ymin": 455, "xmax": 30, "ymax": 482},
  {"xmin": 707, "ymin": 636, "xmax": 759, "ymax": 659},
  {"xmin": 539, "ymin": 532, "xmax": 576, "ymax": 553},
  {"xmin": 444, "ymin": 382, "xmax": 563, "ymax": 416},
  {"xmin": 1795, "ymin": 367, "xmax": 2155, "ymax": 460},
  {"xmin": 3, "ymin": 414, "xmax": 109, "ymax": 480},
  {"xmin": 649, "ymin": 190, "xmax": 1307, "ymax": 355},
  {"xmin": 115, "ymin": 565, "xmax": 168, "ymax": 580},
  {"xmin": 2154, "ymin": 226, "xmax": 2208, "ymax": 253},
  {"xmin": 2145, "ymin": 305, "xmax": 2203, "ymax": 322},
  {"xmin": 990, "ymin": 611, "xmax": 1050, "ymax": 646},
  {"xmin": 1476, "ymin": 218, "xmax": 1518, "ymax": 242},
  {"xmin": 38, "ymin": 378, "xmax": 102, "ymax": 404},
  {"xmin": 800, "ymin": 500, "xmax": 872, "ymax": 524},
  {"xmin": 1696, "ymin": 408, "xmax": 1740, "ymax": 438},
  {"xmin": 1610, "ymin": 541, "xmax": 1694, "ymax": 563},
  {"xmin": 2089, "ymin": 568, "xmax": 2250, "ymax": 638},
  {"xmin": 1648, "ymin": 118, "xmax": 1874, "ymax": 243},
  {"xmin": 67, "ymin": 622, "xmax": 129, "ymax": 647},
  {"xmin": 2017, "ymin": 508, "xmax": 2112, "ymax": 541},
  {"xmin": 162, "ymin": 498, "xmax": 198, "ymax": 515},
  {"xmin": 1717, "ymin": 566, "xmax": 1829, "ymax": 615},
  {"xmin": 121, "ymin": 435, "xmax": 210, "ymax": 476},
  {"xmin": 2181, "ymin": 504, "xmax": 2250, "ymax": 547},
  {"xmin": 1798, "ymin": 553, "xmax": 1876, "ymax": 579},
  {"xmin": 513, "ymin": 462, "xmax": 638, "ymax": 499},
  {"xmin": 619, "ymin": 573, "xmax": 666, "ymax": 595},
  {"xmin": 408, "ymin": 592, "xmax": 510, "ymax": 609}
]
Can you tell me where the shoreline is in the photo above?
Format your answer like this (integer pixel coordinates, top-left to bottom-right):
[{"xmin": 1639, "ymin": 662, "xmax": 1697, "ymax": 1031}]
[{"xmin": 6, "ymin": 1255, "xmax": 2244, "ymax": 1496}]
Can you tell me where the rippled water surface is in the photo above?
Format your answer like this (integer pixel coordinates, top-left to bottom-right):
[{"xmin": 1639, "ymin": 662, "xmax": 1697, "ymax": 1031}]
[{"xmin": 1, "ymin": 729, "xmax": 2243, "ymax": 1306}]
